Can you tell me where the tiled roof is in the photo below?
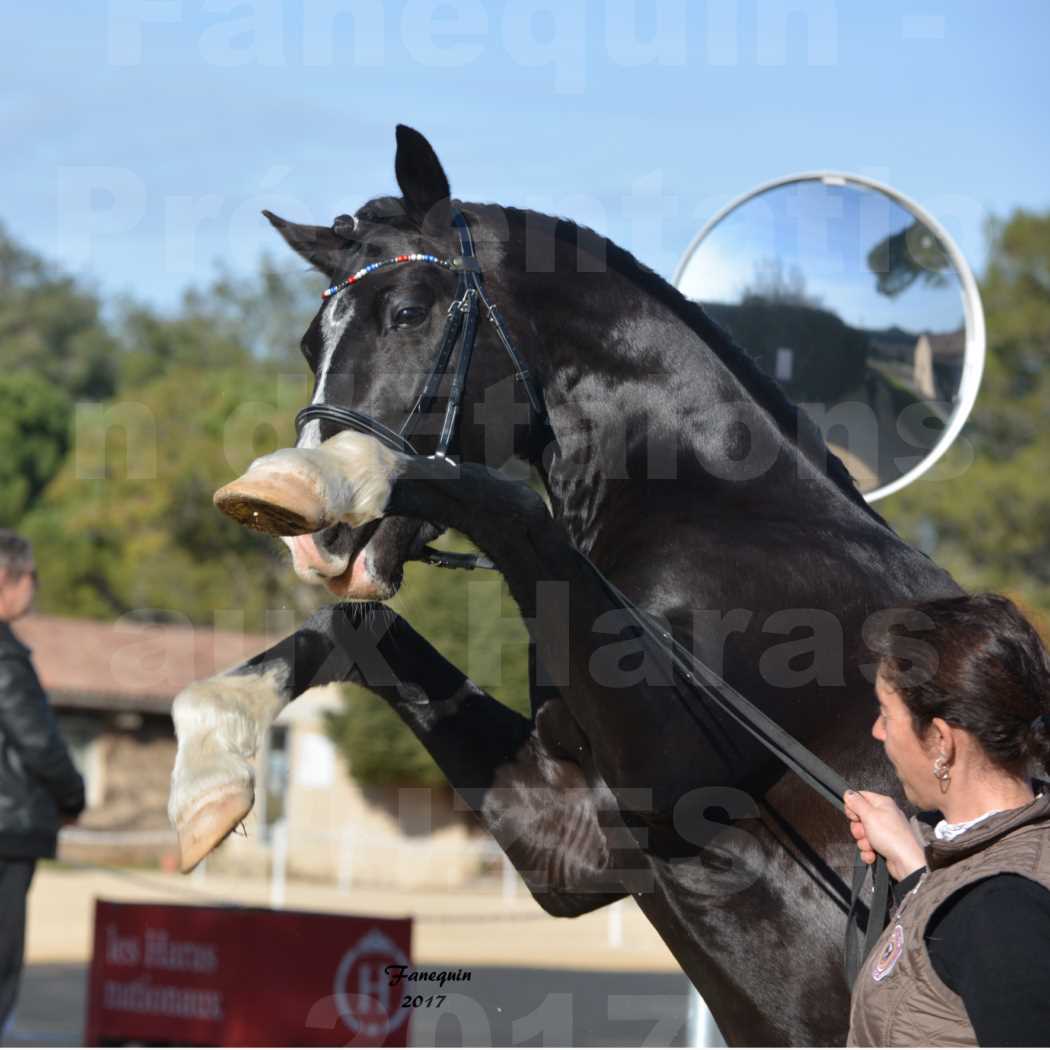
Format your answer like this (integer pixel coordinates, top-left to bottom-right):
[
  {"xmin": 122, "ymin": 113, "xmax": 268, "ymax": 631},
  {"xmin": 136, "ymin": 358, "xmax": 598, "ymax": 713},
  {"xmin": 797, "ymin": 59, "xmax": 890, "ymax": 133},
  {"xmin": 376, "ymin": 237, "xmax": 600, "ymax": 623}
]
[{"xmin": 13, "ymin": 614, "xmax": 277, "ymax": 715}]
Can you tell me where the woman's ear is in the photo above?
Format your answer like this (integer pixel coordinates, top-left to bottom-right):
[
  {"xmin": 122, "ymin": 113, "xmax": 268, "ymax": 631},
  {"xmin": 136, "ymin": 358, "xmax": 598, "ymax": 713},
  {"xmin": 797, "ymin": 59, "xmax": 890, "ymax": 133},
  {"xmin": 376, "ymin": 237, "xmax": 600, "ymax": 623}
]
[{"xmin": 929, "ymin": 717, "xmax": 957, "ymax": 762}]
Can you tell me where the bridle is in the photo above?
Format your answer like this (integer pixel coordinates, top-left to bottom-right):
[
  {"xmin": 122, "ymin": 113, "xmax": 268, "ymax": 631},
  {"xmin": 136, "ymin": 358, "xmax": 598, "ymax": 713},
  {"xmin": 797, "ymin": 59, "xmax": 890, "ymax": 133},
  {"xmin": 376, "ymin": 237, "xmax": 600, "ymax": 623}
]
[
  {"xmin": 295, "ymin": 208, "xmax": 546, "ymax": 571},
  {"xmin": 296, "ymin": 210, "xmax": 546, "ymax": 462},
  {"xmin": 290, "ymin": 207, "xmax": 890, "ymax": 983}
]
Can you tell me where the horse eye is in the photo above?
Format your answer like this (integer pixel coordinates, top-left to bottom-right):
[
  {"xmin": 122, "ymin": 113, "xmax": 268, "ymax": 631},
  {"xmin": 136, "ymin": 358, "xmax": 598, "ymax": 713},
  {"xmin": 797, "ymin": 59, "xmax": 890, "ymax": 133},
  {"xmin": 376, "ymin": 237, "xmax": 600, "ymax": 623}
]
[{"xmin": 393, "ymin": 305, "xmax": 428, "ymax": 329}]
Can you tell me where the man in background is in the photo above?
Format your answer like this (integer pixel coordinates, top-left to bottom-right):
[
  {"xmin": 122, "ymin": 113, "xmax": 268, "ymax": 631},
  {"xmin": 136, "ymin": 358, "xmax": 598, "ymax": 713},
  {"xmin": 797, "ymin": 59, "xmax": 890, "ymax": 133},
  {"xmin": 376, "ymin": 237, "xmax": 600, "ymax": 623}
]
[{"xmin": 0, "ymin": 530, "xmax": 84, "ymax": 1033}]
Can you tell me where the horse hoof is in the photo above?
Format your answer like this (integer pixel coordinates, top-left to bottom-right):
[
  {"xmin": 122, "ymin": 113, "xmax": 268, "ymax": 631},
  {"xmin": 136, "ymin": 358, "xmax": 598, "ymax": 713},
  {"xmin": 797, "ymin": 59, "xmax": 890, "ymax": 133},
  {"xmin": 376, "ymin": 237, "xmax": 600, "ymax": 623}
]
[
  {"xmin": 214, "ymin": 469, "xmax": 329, "ymax": 536},
  {"xmin": 176, "ymin": 785, "xmax": 253, "ymax": 874}
]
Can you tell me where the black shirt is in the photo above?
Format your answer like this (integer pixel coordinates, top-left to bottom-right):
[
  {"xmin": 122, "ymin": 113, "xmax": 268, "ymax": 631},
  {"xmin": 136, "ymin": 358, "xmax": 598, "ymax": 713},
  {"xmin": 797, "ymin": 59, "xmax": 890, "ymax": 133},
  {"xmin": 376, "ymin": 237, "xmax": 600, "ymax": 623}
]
[{"xmin": 894, "ymin": 867, "xmax": 1050, "ymax": 1046}]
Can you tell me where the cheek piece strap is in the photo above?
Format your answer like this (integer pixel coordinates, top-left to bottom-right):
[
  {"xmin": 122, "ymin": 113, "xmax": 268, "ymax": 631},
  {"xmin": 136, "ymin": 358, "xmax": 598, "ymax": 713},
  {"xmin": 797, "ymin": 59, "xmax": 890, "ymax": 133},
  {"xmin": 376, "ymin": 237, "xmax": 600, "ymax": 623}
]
[{"xmin": 295, "ymin": 210, "xmax": 546, "ymax": 462}]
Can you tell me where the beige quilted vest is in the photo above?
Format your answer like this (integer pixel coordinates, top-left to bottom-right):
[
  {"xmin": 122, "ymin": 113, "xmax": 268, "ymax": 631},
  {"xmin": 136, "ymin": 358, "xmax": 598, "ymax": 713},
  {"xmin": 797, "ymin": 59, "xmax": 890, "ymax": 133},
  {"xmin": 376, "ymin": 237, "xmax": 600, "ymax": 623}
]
[{"xmin": 847, "ymin": 792, "xmax": 1050, "ymax": 1047}]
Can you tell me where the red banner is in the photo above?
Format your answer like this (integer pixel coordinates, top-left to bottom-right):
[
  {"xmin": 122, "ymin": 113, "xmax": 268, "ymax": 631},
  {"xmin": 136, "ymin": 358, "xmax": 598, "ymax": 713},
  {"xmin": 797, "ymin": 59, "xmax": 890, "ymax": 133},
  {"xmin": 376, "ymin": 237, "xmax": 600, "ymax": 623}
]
[{"xmin": 84, "ymin": 899, "xmax": 413, "ymax": 1046}]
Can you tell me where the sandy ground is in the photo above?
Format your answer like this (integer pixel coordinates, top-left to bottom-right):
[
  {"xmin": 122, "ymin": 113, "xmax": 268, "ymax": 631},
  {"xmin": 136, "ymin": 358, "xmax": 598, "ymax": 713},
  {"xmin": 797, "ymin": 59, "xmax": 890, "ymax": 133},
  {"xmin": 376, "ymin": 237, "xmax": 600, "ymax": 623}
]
[
  {"xmin": 25, "ymin": 862, "xmax": 680, "ymax": 971},
  {"xmin": 8, "ymin": 862, "xmax": 690, "ymax": 1047}
]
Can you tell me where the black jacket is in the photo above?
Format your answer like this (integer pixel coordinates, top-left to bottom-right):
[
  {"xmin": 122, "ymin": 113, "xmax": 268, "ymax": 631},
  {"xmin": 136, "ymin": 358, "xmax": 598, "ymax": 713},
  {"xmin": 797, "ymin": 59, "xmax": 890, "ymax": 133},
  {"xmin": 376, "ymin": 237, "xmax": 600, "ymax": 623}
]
[{"xmin": 0, "ymin": 622, "xmax": 85, "ymax": 858}]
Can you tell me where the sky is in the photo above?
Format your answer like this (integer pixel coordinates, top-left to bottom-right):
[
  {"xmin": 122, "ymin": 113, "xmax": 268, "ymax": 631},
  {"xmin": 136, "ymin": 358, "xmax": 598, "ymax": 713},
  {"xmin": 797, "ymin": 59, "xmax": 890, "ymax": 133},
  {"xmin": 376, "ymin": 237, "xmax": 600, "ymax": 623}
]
[
  {"xmin": 5, "ymin": 1, "xmax": 1050, "ymax": 315},
  {"xmin": 677, "ymin": 179, "xmax": 967, "ymax": 333}
]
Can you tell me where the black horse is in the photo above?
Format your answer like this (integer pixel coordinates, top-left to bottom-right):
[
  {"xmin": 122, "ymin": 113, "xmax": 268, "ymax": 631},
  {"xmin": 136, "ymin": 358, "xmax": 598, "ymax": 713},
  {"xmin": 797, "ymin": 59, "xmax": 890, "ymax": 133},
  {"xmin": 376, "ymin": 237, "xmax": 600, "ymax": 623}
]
[{"xmin": 167, "ymin": 126, "xmax": 960, "ymax": 1046}]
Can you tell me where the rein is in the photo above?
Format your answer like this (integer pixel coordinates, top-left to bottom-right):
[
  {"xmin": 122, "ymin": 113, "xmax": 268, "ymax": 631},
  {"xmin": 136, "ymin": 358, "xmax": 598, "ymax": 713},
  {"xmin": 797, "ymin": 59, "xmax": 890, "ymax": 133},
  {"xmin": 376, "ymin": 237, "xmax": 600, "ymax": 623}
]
[
  {"xmin": 597, "ymin": 574, "xmax": 891, "ymax": 987},
  {"xmin": 296, "ymin": 208, "xmax": 890, "ymax": 986}
]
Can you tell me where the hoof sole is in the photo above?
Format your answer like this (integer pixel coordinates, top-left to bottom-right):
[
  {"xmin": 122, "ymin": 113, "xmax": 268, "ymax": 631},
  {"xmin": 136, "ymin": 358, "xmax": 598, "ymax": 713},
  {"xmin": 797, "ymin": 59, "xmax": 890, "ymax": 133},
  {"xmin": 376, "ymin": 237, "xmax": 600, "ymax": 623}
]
[
  {"xmin": 214, "ymin": 473, "xmax": 328, "ymax": 536},
  {"xmin": 176, "ymin": 786, "xmax": 253, "ymax": 874}
]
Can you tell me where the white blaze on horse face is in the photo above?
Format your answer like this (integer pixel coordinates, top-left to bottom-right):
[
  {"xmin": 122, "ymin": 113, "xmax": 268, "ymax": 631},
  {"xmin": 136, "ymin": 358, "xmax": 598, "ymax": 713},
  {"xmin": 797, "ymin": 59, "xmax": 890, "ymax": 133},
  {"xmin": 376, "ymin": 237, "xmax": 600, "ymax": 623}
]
[
  {"xmin": 299, "ymin": 293, "xmax": 357, "ymax": 451},
  {"xmin": 284, "ymin": 294, "xmax": 357, "ymax": 573}
]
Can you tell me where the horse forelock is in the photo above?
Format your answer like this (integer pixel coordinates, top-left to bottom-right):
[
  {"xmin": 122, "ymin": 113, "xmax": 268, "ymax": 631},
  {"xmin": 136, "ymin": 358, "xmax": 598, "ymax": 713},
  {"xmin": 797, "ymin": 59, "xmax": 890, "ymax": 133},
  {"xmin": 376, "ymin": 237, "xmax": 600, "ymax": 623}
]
[{"xmin": 354, "ymin": 195, "xmax": 416, "ymax": 231}]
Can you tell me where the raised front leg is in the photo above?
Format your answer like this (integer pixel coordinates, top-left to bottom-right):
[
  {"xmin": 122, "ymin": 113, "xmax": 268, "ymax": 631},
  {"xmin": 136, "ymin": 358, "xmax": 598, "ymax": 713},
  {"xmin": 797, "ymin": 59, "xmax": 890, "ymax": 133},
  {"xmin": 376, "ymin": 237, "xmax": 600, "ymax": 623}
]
[
  {"xmin": 168, "ymin": 665, "xmax": 287, "ymax": 872},
  {"xmin": 168, "ymin": 603, "xmax": 633, "ymax": 914},
  {"xmin": 213, "ymin": 431, "xmax": 403, "ymax": 535},
  {"xmin": 169, "ymin": 602, "xmax": 406, "ymax": 872},
  {"xmin": 214, "ymin": 432, "xmax": 753, "ymax": 814}
]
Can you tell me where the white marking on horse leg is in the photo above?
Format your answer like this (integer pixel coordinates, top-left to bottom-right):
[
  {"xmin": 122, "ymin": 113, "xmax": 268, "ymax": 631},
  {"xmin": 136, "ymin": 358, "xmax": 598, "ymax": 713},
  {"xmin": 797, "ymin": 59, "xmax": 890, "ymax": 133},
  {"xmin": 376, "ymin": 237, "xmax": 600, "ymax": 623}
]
[
  {"xmin": 241, "ymin": 431, "xmax": 402, "ymax": 528},
  {"xmin": 167, "ymin": 666, "xmax": 287, "ymax": 830},
  {"xmin": 317, "ymin": 430, "xmax": 404, "ymax": 526}
]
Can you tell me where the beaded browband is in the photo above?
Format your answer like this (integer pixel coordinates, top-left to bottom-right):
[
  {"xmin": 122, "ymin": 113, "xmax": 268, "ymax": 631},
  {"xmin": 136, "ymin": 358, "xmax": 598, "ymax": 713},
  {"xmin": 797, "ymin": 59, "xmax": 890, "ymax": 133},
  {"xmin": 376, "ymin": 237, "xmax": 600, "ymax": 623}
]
[
  {"xmin": 301, "ymin": 210, "xmax": 545, "ymax": 463},
  {"xmin": 321, "ymin": 254, "xmax": 457, "ymax": 300}
]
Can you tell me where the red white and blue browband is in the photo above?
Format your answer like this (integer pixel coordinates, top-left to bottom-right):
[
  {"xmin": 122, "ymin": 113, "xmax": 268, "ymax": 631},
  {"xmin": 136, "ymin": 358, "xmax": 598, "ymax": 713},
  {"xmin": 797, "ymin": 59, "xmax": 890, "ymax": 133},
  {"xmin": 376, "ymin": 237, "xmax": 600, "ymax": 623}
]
[{"xmin": 321, "ymin": 254, "xmax": 457, "ymax": 300}]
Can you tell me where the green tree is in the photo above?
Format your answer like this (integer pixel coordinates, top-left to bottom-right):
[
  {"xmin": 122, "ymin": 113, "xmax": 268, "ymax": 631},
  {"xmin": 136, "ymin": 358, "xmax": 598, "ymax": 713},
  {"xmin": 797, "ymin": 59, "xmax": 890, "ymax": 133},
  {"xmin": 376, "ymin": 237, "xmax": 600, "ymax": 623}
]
[
  {"xmin": 113, "ymin": 259, "xmax": 320, "ymax": 390},
  {"xmin": 880, "ymin": 209, "xmax": 1050, "ymax": 611},
  {"xmin": 191, "ymin": 256, "xmax": 322, "ymax": 367},
  {"xmin": 0, "ymin": 224, "xmax": 119, "ymax": 399},
  {"xmin": 22, "ymin": 363, "xmax": 313, "ymax": 631},
  {"xmin": 0, "ymin": 372, "xmax": 72, "ymax": 526},
  {"xmin": 114, "ymin": 305, "xmax": 252, "ymax": 392}
]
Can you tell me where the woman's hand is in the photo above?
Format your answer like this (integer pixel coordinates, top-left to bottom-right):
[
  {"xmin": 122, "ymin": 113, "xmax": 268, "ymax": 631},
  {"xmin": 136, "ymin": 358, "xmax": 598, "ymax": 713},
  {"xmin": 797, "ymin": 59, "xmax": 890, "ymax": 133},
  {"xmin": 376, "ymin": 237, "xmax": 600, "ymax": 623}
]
[{"xmin": 843, "ymin": 790, "xmax": 927, "ymax": 881}]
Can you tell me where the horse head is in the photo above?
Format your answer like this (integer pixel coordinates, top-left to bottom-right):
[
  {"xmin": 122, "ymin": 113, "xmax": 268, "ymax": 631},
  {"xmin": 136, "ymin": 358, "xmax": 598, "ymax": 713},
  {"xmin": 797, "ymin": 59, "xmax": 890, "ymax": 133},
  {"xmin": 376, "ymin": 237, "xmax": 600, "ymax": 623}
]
[{"xmin": 262, "ymin": 126, "xmax": 531, "ymax": 600}]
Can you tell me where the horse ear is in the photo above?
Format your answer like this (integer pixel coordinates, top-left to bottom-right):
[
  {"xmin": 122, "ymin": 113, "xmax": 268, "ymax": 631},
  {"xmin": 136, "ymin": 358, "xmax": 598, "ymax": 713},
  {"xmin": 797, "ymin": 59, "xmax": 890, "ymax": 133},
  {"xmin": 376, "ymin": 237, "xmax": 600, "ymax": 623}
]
[
  {"xmin": 262, "ymin": 210, "xmax": 347, "ymax": 277},
  {"xmin": 394, "ymin": 125, "xmax": 452, "ymax": 233}
]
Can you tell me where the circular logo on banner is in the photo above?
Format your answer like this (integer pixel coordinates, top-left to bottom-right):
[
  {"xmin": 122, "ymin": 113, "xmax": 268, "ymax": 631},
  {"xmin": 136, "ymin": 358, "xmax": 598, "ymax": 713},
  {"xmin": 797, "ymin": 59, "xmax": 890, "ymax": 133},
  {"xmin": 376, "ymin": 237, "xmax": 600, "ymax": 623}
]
[{"xmin": 333, "ymin": 928, "xmax": 411, "ymax": 1039}]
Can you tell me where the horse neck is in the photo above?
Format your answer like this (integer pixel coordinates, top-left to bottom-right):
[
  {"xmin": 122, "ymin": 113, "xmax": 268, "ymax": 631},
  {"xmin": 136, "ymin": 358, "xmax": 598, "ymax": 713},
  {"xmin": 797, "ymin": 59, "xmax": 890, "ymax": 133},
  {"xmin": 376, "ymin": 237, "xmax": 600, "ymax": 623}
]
[
  {"xmin": 508, "ymin": 264, "xmax": 816, "ymax": 550},
  {"xmin": 465, "ymin": 204, "xmax": 885, "ymax": 551}
]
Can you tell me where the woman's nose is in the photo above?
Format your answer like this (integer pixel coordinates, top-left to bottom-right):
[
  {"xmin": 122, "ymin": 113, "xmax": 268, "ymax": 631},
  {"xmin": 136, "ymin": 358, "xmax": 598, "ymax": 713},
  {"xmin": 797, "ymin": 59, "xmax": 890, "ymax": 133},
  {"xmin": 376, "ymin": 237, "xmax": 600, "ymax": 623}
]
[{"xmin": 872, "ymin": 718, "xmax": 885, "ymax": 742}]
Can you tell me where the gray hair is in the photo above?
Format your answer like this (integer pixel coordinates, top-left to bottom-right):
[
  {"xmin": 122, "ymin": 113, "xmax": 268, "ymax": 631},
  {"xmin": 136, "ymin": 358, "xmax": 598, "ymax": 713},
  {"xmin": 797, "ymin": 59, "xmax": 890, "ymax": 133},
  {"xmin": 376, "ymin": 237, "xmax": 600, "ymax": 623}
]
[{"xmin": 0, "ymin": 530, "xmax": 34, "ymax": 577}]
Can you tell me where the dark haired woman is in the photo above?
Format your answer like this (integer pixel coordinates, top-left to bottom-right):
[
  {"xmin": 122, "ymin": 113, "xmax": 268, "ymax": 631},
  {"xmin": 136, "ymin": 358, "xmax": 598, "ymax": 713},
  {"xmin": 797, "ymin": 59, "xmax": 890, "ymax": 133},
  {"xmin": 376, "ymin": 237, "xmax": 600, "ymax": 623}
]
[{"xmin": 844, "ymin": 592, "xmax": 1050, "ymax": 1047}]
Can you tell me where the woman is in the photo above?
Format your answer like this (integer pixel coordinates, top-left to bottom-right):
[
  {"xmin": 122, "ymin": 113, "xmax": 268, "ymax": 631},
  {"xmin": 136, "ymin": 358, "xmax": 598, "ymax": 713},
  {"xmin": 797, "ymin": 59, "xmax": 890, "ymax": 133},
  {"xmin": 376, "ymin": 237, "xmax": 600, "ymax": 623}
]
[{"xmin": 845, "ymin": 592, "xmax": 1050, "ymax": 1047}]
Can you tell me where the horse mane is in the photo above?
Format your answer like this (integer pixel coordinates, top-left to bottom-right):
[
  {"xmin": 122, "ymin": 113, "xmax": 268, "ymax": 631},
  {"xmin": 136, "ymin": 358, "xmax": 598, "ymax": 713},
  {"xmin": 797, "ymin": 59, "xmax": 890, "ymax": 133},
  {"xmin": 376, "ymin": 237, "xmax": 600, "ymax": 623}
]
[
  {"xmin": 501, "ymin": 206, "xmax": 889, "ymax": 527},
  {"xmin": 359, "ymin": 195, "xmax": 887, "ymax": 526}
]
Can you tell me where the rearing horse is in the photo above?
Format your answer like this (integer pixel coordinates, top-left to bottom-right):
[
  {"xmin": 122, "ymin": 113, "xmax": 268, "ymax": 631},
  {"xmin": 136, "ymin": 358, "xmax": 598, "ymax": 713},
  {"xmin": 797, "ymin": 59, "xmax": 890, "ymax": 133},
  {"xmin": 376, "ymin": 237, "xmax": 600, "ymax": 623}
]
[{"xmin": 167, "ymin": 126, "xmax": 959, "ymax": 1045}]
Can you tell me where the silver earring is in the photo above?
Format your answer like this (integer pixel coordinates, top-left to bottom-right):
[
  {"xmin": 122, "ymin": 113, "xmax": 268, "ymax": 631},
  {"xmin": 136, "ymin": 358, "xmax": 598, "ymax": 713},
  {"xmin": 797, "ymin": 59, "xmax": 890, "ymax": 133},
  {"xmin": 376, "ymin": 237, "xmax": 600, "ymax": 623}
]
[{"xmin": 933, "ymin": 754, "xmax": 951, "ymax": 792}]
